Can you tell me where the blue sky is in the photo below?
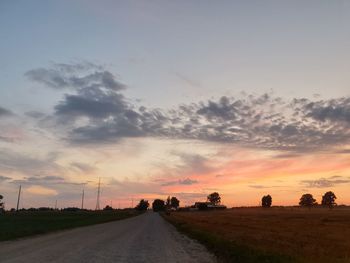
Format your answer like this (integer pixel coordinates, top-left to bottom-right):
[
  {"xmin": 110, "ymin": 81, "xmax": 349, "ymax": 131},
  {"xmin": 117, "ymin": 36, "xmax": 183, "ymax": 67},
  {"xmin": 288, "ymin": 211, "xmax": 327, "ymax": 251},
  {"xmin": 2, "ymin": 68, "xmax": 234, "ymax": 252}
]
[
  {"xmin": 1, "ymin": 0, "xmax": 350, "ymax": 112},
  {"xmin": 1, "ymin": 1, "xmax": 350, "ymax": 209}
]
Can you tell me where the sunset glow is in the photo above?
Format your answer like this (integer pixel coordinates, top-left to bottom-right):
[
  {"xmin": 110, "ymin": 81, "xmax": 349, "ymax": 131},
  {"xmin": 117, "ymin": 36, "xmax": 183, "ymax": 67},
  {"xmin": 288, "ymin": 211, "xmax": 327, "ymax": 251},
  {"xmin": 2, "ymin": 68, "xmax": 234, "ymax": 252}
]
[{"xmin": 1, "ymin": 1, "xmax": 350, "ymax": 210}]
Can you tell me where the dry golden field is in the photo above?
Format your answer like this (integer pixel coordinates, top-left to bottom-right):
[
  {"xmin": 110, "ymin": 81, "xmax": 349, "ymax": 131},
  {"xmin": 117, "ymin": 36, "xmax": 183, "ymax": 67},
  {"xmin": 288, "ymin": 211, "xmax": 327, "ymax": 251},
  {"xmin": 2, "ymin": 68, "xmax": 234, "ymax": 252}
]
[{"xmin": 166, "ymin": 207, "xmax": 350, "ymax": 262}]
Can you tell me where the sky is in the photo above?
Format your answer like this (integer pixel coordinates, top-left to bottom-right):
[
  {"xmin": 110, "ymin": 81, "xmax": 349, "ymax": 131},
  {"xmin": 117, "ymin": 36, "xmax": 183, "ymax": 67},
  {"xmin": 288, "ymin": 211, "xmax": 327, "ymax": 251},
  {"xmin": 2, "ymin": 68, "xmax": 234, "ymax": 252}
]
[{"xmin": 1, "ymin": 0, "xmax": 350, "ymax": 209}]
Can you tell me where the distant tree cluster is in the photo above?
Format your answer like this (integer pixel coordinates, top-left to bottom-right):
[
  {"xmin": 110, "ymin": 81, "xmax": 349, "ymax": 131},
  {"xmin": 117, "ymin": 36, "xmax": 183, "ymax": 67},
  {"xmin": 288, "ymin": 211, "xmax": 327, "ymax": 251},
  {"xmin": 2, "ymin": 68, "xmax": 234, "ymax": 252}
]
[
  {"xmin": 258, "ymin": 191, "xmax": 338, "ymax": 209},
  {"xmin": 103, "ymin": 205, "xmax": 113, "ymax": 211},
  {"xmin": 165, "ymin": 196, "xmax": 180, "ymax": 209},
  {"xmin": 321, "ymin": 191, "xmax": 337, "ymax": 208},
  {"xmin": 152, "ymin": 199, "xmax": 165, "ymax": 212},
  {"xmin": 207, "ymin": 192, "xmax": 221, "ymax": 204},
  {"xmin": 261, "ymin": 195, "xmax": 272, "ymax": 207},
  {"xmin": 299, "ymin": 194, "xmax": 317, "ymax": 208},
  {"xmin": 299, "ymin": 191, "xmax": 337, "ymax": 209},
  {"xmin": 0, "ymin": 194, "xmax": 4, "ymax": 213},
  {"xmin": 151, "ymin": 196, "xmax": 180, "ymax": 212},
  {"xmin": 171, "ymin": 197, "xmax": 180, "ymax": 209},
  {"xmin": 135, "ymin": 199, "xmax": 149, "ymax": 211}
]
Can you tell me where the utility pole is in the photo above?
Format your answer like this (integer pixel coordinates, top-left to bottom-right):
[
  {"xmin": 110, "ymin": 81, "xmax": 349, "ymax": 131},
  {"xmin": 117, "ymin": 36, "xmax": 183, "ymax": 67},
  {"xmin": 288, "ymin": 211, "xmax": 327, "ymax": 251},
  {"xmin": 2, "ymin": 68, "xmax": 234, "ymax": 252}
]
[
  {"xmin": 95, "ymin": 178, "xmax": 101, "ymax": 210},
  {"xmin": 54, "ymin": 199, "xmax": 57, "ymax": 210},
  {"xmin": 81, "ymin": 188, "xmax": 85, "ymax": 210},
  {"xmin": 16, "ymin": 185, "xmax": 21, "ymax": 211},
  {"xmin": 131, "ymin": 198, "xmax": 134, "ymax": 208}
]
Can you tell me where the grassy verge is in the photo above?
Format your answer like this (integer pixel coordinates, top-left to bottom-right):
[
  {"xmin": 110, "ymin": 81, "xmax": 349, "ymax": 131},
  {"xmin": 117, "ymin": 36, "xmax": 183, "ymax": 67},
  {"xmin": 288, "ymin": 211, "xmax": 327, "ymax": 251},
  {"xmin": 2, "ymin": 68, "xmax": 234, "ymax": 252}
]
[
  {"xmin": 0, "ymin": 210, "xmax": 140, "ymax": 241},
  {"xmin": 163, "ymin": 213, "xmax": 297, "ymax": 263}
]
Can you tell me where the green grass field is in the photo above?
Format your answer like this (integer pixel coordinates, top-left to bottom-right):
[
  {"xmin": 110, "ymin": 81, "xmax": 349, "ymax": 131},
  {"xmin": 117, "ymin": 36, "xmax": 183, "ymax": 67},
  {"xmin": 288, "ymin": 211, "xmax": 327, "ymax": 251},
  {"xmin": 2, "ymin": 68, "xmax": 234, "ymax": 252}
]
[{"xmin": 0, "ymin": 210, "xmax": 139, "ymax": 241}]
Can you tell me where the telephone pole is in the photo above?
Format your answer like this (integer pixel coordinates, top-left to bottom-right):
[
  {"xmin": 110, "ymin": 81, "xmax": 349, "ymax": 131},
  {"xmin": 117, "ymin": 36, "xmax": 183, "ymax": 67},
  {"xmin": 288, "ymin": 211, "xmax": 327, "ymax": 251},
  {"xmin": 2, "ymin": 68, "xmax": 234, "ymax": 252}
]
[
  {"xmin": 81, "ymin": 188, "xmax": 85, "ymax": 210},
  {"xmin": 16, "ymin": 185, "xmax": 21, "ymax": 211},
  {"xmin": 95, "ymin": 178, "xmax": 101, "ymax": 210},
  {"xmin": 54, "ymin": 199, "xmax": 57, "ymax": 210}
]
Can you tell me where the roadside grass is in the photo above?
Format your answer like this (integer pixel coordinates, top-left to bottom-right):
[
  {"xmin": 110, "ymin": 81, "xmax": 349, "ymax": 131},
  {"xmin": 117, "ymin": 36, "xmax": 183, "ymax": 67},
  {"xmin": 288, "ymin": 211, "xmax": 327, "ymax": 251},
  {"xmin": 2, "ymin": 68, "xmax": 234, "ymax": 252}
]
[
  {"xmin": 0, "ymin": 210, "xmax": 140, "ymax": 241},
  {"xmin": 163, "ymin": 213, "xmax": 295, "ymax": 263}
]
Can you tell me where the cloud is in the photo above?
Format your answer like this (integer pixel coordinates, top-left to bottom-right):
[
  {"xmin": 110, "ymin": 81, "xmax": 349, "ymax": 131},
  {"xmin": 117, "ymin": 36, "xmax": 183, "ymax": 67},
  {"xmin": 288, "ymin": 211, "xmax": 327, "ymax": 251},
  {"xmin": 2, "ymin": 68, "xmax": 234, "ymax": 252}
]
[
  {"xmin": 335, "ymin": 149, "xmax": 350, "ymax": 154},
  {"xmin": 175, "ymin": 72, "xmax": 201, "ymax": 88},
  {"xmin": 27, "ymin": 62, "xmax": 153, "ymax": 144},
  {"xmin": 25, "ymin": 62, "xmax": 124, "ymax": 91},
  {"xmin": 0, "ymin": 136, "xmax": 15, "ymax": 143},
  {"xmin": 10, "ymin": 175, "xmax": 87, "ymax": 188},
  {"xmin": 26, "ymin": 185, "xmax": 58, "ymax": 196},
  {"xmin": 26, "ymin": 63, "xmax": 350, "ymax": 153},
  {"xmin": 70, "ymin": 162, "xmax": 96, "ymax": 173},
  {"xmin": 25, "ymin": 111, "xmax": 46, "ymax": 119},
  {"xmin": 301, "ymin": 176, "xmax": 350, "ymax": 188},
  {"xmin": 0, "ymin": 149, "xmax": 62, "ymax": 176},
  {"xmin": 0, "ymin": 106, "xmax": 13, "ymax": 117},
  {"xmin": 273, "ymin": 153, "xmax": 301, "ymax": 159},
  {"xmin": 248, "ymin": 185, "xmax": 271, "ymax": 189},
  {"xmin": 174, "ymin": 152, "xmax": 215, "ymax": 175},
  {"xmin": 0, "ymin": 175, "xmax": 11, "ymax": 182},
  {"xmin": 303, "ymin": 98, "xmax": 350, "ymax": 123},
  {"xmin": 248, "ymin": 184, "xmax": 283, "ymax": 189},
  {"xmin": 162, "ymin": 178, "xmax": 199, "ymax": 186}
]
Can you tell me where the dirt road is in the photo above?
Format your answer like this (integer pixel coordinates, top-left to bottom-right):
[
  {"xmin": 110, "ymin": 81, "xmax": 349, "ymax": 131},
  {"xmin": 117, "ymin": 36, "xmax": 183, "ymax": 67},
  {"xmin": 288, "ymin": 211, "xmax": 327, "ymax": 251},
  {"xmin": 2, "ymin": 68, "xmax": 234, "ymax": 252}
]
[{"xmin": 0, "ymin": 212, "xmax": 216, "ymax": 263}]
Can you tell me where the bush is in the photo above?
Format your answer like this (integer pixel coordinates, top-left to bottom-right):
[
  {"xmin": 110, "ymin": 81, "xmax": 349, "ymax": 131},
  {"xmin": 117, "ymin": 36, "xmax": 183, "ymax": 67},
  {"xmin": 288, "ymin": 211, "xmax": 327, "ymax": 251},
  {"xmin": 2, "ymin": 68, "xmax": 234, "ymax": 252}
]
[
  {"xmin": 152, "ymin": 199, "xmax": 165, "ymax": 212},
  {"xmin": 299, "ymin": 194, "xmax": 317, "ymax": 208},
  {"xmin": 321, "ymin": 191, "xmax": 337, "ymax": 209},
  {"xmin": 0, "ymin": 194, "xmax": 4, "ymax": 213},
  {"xmin": 207, "ymin": 192, "xmax": 221, "ymax": 205},
  {"xmin": 262, "ymin": 195, "xmax": 272, "ymax": 207},
  {"xmin": 135, "ymin": 199, "xmax": 149, "ymax": 211}
]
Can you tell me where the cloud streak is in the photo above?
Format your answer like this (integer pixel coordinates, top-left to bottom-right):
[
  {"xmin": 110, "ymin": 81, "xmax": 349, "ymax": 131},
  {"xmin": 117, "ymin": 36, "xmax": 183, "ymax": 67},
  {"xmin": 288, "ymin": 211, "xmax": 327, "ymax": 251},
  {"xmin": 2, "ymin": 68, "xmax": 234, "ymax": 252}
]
[
  {"xmin": 162, "ymin": 178, "xmax": 199, "ymax": 186},
  {"xmin": 0, "ymin": 107, "xmax": 13, "ymax": 117},
  {"xmin": 301, "ymin": 176, "xmax": 350, "ymax": 188},
  {"xmin": 0, "ymin": 149, "xmax": 62, "ymax": 176}
]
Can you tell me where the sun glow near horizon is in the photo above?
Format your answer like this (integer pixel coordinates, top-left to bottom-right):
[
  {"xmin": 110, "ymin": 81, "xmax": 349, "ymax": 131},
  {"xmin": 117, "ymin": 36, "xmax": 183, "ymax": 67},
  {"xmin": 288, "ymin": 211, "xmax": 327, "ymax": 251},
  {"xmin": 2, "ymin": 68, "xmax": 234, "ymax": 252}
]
[{"xmin": 1, "ymin": 1, "xmax": 350, "ymax": 209}]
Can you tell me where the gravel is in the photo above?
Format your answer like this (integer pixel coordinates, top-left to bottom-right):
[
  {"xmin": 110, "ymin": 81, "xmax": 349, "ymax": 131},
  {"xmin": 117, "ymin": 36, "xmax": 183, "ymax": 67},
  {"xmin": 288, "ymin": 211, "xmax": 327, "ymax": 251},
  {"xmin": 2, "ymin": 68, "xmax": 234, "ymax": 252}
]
[{"xmin": 0, "ymin": 211, "xmax": 216, "ymax": 263}]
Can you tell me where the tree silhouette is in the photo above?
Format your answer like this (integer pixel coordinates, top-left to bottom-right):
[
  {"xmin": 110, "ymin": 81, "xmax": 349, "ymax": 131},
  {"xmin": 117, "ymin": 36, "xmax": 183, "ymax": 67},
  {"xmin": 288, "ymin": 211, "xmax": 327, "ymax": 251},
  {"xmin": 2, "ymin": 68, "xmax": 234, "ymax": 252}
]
[
  {"xmin": 0, "ymin": 194, "xmax": 4, "ymax": 213},
  {"xmin": 299, "ymin": 193, "xmax": 317, "ymax": 208},
  {"xmin": 103, "ymin": 205, "xmax": 113, "ymax": 211},
  {"xmin": 170, "ymin": 197, "xmax": 180, "ymax": 209},
  {"xmin": 321, "ymin": 191, "xmax": 337, "ymax": 209},
  {"xmin": 166, "ymin": 196, "xmax": 171, "ymax": 208},
  {"xmin": 152, "ymin": 199, "xmax": 165, "ymax": 212},
  {"xmin": 261, "ymin": 195, "xmax": 272, "ymax": 207},
  {"xmin": 135, "ymin": 199, "xmax": 149, "ymax": 211},
  {"xmin": 207, "ymin": 192, "xmax": 221, "ymax": 205}
]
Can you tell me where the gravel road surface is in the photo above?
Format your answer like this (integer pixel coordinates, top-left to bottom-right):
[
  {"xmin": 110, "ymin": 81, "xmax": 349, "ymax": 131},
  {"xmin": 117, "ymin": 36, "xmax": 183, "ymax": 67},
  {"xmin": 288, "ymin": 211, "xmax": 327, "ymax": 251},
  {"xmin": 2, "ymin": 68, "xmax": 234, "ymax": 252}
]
[{"xmin": 0, "ymin": 212, "xmax": 216, "ymax": 263}]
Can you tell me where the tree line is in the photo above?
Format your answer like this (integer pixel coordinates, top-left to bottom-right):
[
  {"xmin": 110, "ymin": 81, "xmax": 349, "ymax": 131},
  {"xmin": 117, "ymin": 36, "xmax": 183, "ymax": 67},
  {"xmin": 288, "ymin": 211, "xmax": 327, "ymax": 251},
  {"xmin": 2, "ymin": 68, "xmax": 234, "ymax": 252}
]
[
  {"xmin": 135, "ymin": 191, "xmax": 339, "ymax": 212},
  {"xmin": 261, "ymin": 191, "xmax": 337, "ymax": 208},
  {"xmin": 0, "ymin": 195, "xmax": 4, "ymax": 213},
  {"xmin": 0, "ymin": 191, "xmax": 339, "ymax": 213},
  {"xmin": 134, "ymin": 196, "xmax": 180, "ymax": 212}
]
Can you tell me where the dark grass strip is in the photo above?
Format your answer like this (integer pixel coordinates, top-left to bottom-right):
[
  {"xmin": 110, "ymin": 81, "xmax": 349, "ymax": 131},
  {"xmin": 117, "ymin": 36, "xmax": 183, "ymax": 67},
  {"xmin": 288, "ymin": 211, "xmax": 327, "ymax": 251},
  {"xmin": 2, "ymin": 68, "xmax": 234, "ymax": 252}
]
[{"xmin": 0, "ymin": 210, "xmax": 140, "ymax": 241}]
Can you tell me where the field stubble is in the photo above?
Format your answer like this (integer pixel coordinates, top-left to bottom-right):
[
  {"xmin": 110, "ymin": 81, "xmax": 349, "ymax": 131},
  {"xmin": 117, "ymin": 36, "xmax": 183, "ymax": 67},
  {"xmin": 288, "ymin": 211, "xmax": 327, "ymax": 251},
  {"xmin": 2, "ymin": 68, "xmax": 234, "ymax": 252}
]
[{"xmin": 166, "ymin": 207, "xmax": 350, "ymax": 263}]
